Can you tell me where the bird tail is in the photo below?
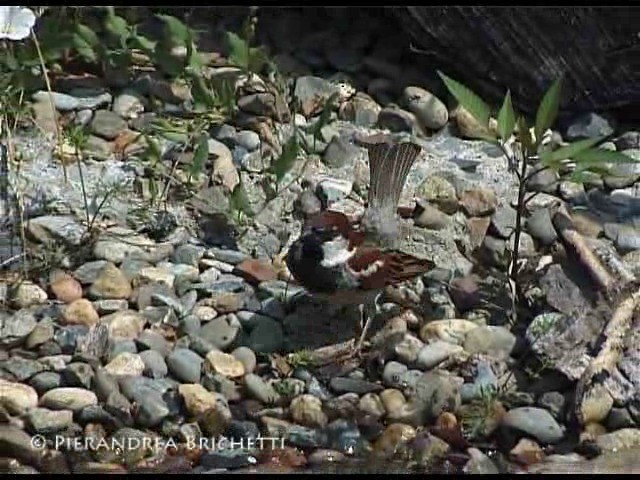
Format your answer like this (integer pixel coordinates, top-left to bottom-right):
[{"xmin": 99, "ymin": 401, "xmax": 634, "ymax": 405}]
[{"xmin": 356, "ymin": 134, "xmax": 422, "ymax": 214}]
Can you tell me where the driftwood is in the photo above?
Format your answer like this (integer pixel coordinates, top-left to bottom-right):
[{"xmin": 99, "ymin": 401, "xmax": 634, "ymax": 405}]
[
  {"xmin": 396, "ymin": 7, "xmax": 640, "ymax": 117},
  {"xmin": 551, "ymin": 204, "xmax": 640, "ymax": 426}
]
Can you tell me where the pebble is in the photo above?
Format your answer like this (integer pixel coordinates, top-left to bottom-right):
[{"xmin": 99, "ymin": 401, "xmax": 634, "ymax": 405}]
[
  {"xmin": 1, "ymin": 357, "xmax": 45, "ymax": 380},
  {"xmin": 501, "ymin": 407, "xmax": 564, "ymax": 444},
  {"xmin": 377, "ymin": 106, "xmax": 417, "ymax": 133},
  {"xmin": 463, "ymin": 325, "xmax": 516, "ymax": 359},
  {"xmin": 373, "ymin": 423, "xmax": 417, "ymax": 458},
  {"xmin": 382, "ymin": 361, "xmax": 409, "ymax": 389},
  {"xmin": 29, "ymin": 372, "xmax": 63, "ymax": 394},
  {"xmin": 323, "ymin": 135, "xmax": 361, "ymax": 168},
  {"xmin": 402, "ymin": 86, "xmax": 448, "ymax": 130},
  {"xmin": 61, "ymin": 299, "xmax": 100, "ymax": 327},
  {"xmin": 104, "ymin": 353, "xmax": 145, "ymax": 377},
  {"xmin": 460, "ymin": 189, "xmax": 498, "ymax": 217},
  {"xmin": 414, "ymin": 371, "xmax": 462, "ymax": 421},
  {"xmin": 206, "ymin": 351, "xmax": 245, "ymax": 378},
  {"xmin": 40, "ymin": 387, "xmax": 98, "ymax": 412},
  {"xmin": 32, "ymin": 90, "xmax": 80, "ymax": 110},
  {"xmin": 50, "ymin": 274, "xmax": 83, "ymax": 303},
  {"xmin": 358, "ymin": 393, "xmax": 386, "ymax": 418},
  {"xmin": 244, "ymin": 373, "xmax": 280, "ymax": 404},
  {"xmin": 338, "ymin": 92, "xmax": 380, "ymax": 127},
  {"xmin": 231, "ymin": 347, "xmax": 257, "ymax": 374},
  {"xmin": 565, "ymin": 112, "xmax": 614, "ymax": 140},
  {"xmin": 90, "ymin": 109, "xmax": 128, "ymax": 140},
  {"xmin": 25, "ymin": 407, "xmax": 74, "ymax": 434},
  {"xmin": 416, "ymin": 341, "xmax": 464, "ymax": 370},
  {"xmin": 167, "ymin": 349, "xmax": 203, "ymax": 383},
  {"xmin": 394, "ymin": 333, "xmax": 425, "ymax": 364},
  {"xmin": 0, "ymin": 379, "xmax": 38, "ymax": 415},
  {"xmin": 102, "ymin": 310, "xmax": 146, "ymax": 340},
  {"xmin": 25, "ymin": 320, "xmax": 54, "ymax": 350},
  {"xmin": 199, "ymin": 317, "xmax": 241, "ymax": 350},
  {"xmin": 417, "ymin": 176, "xmax": 459, "ymax": 214},
  {"xmin": 420, "ymin": 319, "xmax": 479, "ymax": 345},
  {"xmin": 537, "ymin": 391, "xmax": 566, "ymax": 422},
  {"xmin": 329, "ymin": 377, "xmax": 383, "ymax": 395},
  {"xmin": 526, "ymin": 208, "xmax": 558, "ymax": 246},
  {"xmin": 464, "ymin": 447, "xmax": 500, "ymax": 474},
  {"xmin": 112, "ymin": 89, "xmax": 146, "ymax": 119},
  {"xmin": 290, "ymin": 394, "xmax": 328, "ymax": 428},
  {"xmin": 11, "ymin": 282, "xmax": 48, "ymax": 309},
  {"xmin": 294, "ymin": 76, "xmax": 341, "ymax": 117},
  {"xmin": 88, "ymin": 263, "xmax": 132, "ymax": 300},
  {"xmin": 414, "ymin": 202, "xmax": 450, "ymax": 230},
  {"xmin": 62, "ymin": 362, "xmax": 94, "ymax": 389},
  {"xmin": 136, "ymin": 330, "xmax": 172, "ymax": 357},
  {"xmin": 139, "ymin": 350, "xmax": 168, "ymax": 379},
  {"xmin": 247, "ymin": 316, "xmax": 284, "ymax": 353}
]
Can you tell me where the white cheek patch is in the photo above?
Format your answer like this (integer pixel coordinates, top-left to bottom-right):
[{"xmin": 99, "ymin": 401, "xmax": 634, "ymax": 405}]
[{"xmin": 320, "ymin": 237, "xmax": 355, "ymax": 267}]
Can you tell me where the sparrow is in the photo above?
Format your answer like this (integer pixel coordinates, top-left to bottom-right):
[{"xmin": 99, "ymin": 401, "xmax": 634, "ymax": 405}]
[{"xmin": 285, "ymin": 133, "xmax": 435, "ymax": 356}]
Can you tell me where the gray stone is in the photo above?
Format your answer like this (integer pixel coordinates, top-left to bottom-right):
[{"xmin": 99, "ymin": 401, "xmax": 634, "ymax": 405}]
[
  {"xmin": 29, "ymin": 372, "xmax": 63, "ymax": 394},
  {"xmin": 25, "ymin": 407, "xmax": 74, "ymax": 434},
  {"xmin": 166, "ymin": 348, "xmax": 203, "ymax": 383},
  {"xmin": 136, "ymin": 330, "xmax": 172, "ymax": 357},
  {"xmin": 244, "ymin": 373, "xmax": 280, "ymax": 404},
  {"xmin": 62, "ymin": 362, "xmax": 94, "ymax": 389},
  {"xmin": 139, "ymin": 350, "xmax": 168, "ymax": 379},
  {"xmin": 537, "ymin": 391, "xmax": 566, "ymax": 422},
  {"xmin": 247, "ymin": 317, "xmax": 283, "ymax": 354},
  {"xmin": 414, "ymin": 371, "xmax": 462, "ymax": 421},
  {"xmin": 294, "ymin": 76, "xmax": 341, "ymax": 117},
  {"xmin": 329, "ymin": 377, "xmax": 383, "ymax": 395},
  {"xmin": 526, "ymin": 208, "xmax": 558, "ymax": 246},
  {"xmin": 0, "ymin": 357, "xmax": 45, "ymax": 381},
  {"xmin": 377, "ymin": 106, "xmax": 418, "ymax": 133},
  {"xmin": 416, "ymin": 341, "xmax": 464, "ymax": 370},
  {"xmin": 501, "ymin": 406, "xmax": 564, "ymax": 443},
  {"xmin": 40, "ymin": 387, "xmax": 98, "ymax": 411},
  {"xmin": 0, "ymin": 309, "xmax": 37, "ymax": 347},
  {"xmin": 199, "ymin": 317, "xmax": 240, "ymax": 351},
  {"xmin": 323, "ymin": 135, "xmax": 361, "ymax": 168},
  {"xmin": 402, "ymin": 86, "xmax": 448, "ymax": 130},
  {"xmin": 90, "ymin": 109, "xmax": 127, "ymax": 140},
  {"xmin": 463, "ymin": 326, "xmax": 516, "ymax": 359},
  {"xmin": 566, "ymin": 112, "xmax": 614, "ymax": 140}
]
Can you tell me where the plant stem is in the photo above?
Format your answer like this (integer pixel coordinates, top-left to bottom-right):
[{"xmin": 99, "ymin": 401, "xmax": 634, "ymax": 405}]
[
  {"xmin": 510, "ymin": 148, "xmax": 529, "ymax": 302},
  {"xmin": 31, "ymin": 29, "xmax": 66, "ymax": 183}
]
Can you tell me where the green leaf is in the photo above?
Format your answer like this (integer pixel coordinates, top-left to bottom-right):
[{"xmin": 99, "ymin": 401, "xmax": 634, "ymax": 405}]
[
  {"xmin": 270, "ymin": 135, "xmax": 300, "ymax": 183},
  {"xmin": 540, "ymin": 136, "xmax": 604, "ymax": 166},
  {"xmin": 190, "ymin": 74, "xmax": 216, "ymax": 110},
  {"xmin": 132, "ymin": 33, "xmax": 156, "ymax": 53},
  {"xmin": 189, "ymin": 133, "xmax": 209, "ymax": 181},
  {"xmin": 572, "ymin": 148, "xmax": 640, "ymax": 167},
  {"xmin": 156, "ymin": 14, "xmax": 192, "ymax": 47},
  {"xmin": 104, "ymin": 12, "xmax": 130, "ymax": 41},
  {"xmin": 230, "ymin": 179, "xmax": 254, "ymax": 218},
  {"xmin": 567, "ymin": 169, "xmax": 607, "ymax": 184},
  {"xmin": 226, "ymin": 31, "xmax": 250, "ymax": 70},
  {"xmin": 312, "ymin": 92, "xmax": 340, "ymax": 142},
  {"xmin": 497, "ymin": 90, "xmax": 516, "ymax": 142},
  {"xmin": 534, "ymin": 77, "xmax": 562, "ymax": 146},
  {"xmin": 72, "ymin": 29, "xmax": 98, "ymax": 63},
  {"xmin": 438, "ymin": 71, "xmax": 491, "ymax": 127}
]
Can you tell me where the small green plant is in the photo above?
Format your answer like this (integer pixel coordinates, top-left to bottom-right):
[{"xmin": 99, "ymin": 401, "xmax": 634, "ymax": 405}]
[
  {"xmin": 225, "ymin": 14, "xmax": 269, "ymax": 75},
  {"xmin": 438, "ymin": 72, "xmax": 639, "ymax": 320},
  {"xmin": 286, "ymin": 349, "xmax": 317, "ymax": 369}
]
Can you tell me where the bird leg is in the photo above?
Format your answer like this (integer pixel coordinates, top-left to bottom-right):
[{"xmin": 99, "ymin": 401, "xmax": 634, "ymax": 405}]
[{"xmin": 353, "ymin": 296, "xmax": 379, "ymax": 356}]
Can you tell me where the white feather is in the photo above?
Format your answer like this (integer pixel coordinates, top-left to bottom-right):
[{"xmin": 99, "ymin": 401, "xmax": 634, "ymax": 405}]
[{"xmin": 320, "ymin": 237, "xmax": 354, "ymax": 267}]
